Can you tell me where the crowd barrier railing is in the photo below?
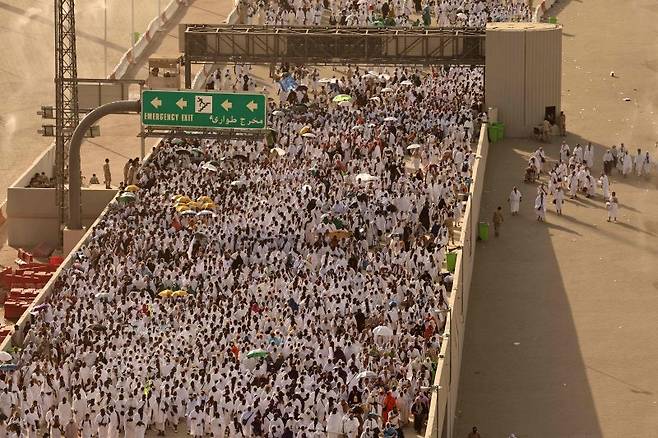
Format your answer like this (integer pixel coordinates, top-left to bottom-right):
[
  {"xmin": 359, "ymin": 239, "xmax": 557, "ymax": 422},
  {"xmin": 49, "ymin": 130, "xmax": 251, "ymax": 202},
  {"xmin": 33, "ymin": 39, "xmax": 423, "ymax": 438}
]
[{"xmin": 424, "ymin": 123, "xmax": 490, "ymax": 438}]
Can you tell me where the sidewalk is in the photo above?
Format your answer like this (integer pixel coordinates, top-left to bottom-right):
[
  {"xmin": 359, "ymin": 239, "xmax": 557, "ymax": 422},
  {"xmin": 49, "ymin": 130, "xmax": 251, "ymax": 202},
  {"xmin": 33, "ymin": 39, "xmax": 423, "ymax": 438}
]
[{"xmin": 455, "ymin": 0, "xmax": 658, "ymax": 435}]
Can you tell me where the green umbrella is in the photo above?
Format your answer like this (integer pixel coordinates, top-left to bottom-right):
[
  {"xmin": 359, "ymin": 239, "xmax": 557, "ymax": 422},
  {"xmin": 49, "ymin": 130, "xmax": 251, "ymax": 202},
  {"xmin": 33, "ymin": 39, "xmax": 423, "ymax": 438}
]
[
  {"xmin": 246, "ymin": 348, "xmax": 268, "ymax": 359},
  {"xmin": 332, "ymin": 94, "xmax": 352, "ymax": 103},
  {"xmin": 118, "ymin": 192, "xmax": 136, "ymax": 203}
]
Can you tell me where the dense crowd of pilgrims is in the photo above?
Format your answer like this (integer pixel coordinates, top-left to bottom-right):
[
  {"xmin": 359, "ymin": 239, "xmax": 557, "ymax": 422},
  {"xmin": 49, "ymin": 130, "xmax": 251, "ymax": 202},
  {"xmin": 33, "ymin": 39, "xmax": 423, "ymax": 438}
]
[
  {"xmin": 1, "ymin": 63, "xmax": 486, "ymax": 437},
  {"xmin": 244, "ymin": 0, "xmax": 531, "ymax": 28},
  {"xmin": 0, "ymin": 0, "xmax": 537, "ymax": 436}
]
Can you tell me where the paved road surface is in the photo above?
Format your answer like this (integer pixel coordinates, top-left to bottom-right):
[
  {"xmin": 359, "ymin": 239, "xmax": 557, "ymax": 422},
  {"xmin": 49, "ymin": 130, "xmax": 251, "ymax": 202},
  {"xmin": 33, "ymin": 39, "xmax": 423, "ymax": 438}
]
[{"xmin": 456, "ymin": 0, "xmax": 658, "ymax": 437}]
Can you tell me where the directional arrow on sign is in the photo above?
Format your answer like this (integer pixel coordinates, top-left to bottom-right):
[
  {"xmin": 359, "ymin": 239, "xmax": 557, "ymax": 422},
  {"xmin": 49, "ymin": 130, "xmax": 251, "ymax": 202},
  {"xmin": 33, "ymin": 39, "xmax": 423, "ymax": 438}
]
[
  {"xmin": 246, "ymin": 100, "xmax": 258, "ymax": 112},
  {"xmin": 221, "ymin": 100, "xmax": 233, "ymax": 111},
  {"xmin": 150, "ymin": 97, "xmax": 162, "ymax": 109},
  {"xmin": 176, "ymin": 98, "xmax": 187, "ymax": 110}
]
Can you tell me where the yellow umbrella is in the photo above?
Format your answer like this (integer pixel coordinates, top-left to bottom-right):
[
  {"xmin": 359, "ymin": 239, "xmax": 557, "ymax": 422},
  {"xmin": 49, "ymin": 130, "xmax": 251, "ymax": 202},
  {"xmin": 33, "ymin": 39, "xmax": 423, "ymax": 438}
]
[
  {"xmin": 187, "ymin": 201, "xmax": 200, "ymax": 211},
  {"xmin": 172, "ymin": 290, "xmax": 189, "ymax": 298},
  {"xmin": 202, "ymin": 202, "xmax": 216, "ymax": 210},
  {"xmin": 177, "ymin": 196, "xmax": 192, "ymax": 204},
  {"xmin": 158, "ymin": 289, "xmax": 173, "ymax": 298},
  {"xmin": 299, "ymin": 125, "xmax": 312, "ymax": 135},
  {"xmin": 176, "ymin": 205, "xmax": 190, "ymax": 213},
  {"xmin": 197, "ymin": 196, "xmax": 213, "ymax": 204},
  {"xmin": 328, "ymin": 230, "xmax": 353, "ymax": 239},
  {"xmin": 125, "ymin": 185, "xmax": 140, "ymax": 192}
]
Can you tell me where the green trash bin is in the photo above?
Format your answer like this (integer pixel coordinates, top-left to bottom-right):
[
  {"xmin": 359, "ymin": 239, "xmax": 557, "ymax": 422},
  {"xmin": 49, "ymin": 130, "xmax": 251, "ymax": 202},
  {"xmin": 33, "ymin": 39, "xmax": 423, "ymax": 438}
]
[
  {"xmin": 497, "ymin": 122, "xmax": 505, "ymax": 141},
  {"xmin": 478, "ymin": 222, "xmax": 489, "ymax": 241},
  {"xmin": 446, "ymin": 252, "xmax": 457, "ymax": 273},
  {"xmin": 488, "ymin": 124, "xmax": 499, "ymax": 143},
  {"xmin": 548, "ymin": 16, "xmax": 558, "ymax": 24}
]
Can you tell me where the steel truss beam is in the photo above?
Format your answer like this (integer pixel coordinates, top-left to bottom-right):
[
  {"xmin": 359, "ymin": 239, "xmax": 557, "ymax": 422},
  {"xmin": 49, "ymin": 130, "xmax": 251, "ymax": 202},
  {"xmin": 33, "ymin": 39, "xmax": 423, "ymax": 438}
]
[
  {"xmin": 139, "ymin": 127, "xmax": 271, "ymax": 141},
  {"xmin": 54, "ymin": 0, "xmax": 79, "ymax": 241},
  {"xmin": 183, "ymin": 25, "xmax": 486, "ymax": 70}
]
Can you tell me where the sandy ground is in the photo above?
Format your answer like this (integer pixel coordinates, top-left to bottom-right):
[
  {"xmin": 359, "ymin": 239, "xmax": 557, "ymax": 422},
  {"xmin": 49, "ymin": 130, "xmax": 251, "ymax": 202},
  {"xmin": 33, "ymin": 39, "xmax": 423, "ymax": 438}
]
[
  {"xmin": 0, "ymin": 0, "xmax": 236, "ymax": 203},
  {"xmin": 455, "ymin": 0, "xmax": 658, "ymax": 437}
]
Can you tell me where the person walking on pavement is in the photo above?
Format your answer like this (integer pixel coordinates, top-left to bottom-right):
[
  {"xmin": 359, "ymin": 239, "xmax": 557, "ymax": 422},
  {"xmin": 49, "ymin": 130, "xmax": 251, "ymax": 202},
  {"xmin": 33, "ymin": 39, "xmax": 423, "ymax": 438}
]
[
  {"xmin": 103, "ymin": 158, "xmax": 112, "ymax": 189},
  {"xmin": 607, "ymin": 191, "xmax": 619, "ymax": 222},
  {"xmin": 508, "ymin": 186, "xmax": 522, "ymax": 215},
  {"xmin": 493, "ymin": 206, "xmax": 504, "ymax": 237},
  {"xmin": 468, "ymin": 426, "xmax": 482, "ymax": 438}
]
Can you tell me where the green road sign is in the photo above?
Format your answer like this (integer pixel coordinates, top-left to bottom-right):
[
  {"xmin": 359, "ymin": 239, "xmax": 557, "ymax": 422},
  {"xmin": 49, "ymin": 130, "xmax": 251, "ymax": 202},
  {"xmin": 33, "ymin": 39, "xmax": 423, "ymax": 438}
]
[{"xmin": 141, "ymin": 90, "xmax": 267, "ymax": 130}]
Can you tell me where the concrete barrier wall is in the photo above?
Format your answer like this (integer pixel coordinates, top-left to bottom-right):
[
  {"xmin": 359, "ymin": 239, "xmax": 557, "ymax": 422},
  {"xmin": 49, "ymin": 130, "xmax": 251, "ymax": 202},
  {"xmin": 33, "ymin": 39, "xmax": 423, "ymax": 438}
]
[
  {"xmin": 424, "ymin": 124, "xmax": 490, "ymax": 438},
  {"xmin": 10, "ymin": 146, "xmax": 56, "ymax": 188},
  {"xmin": 110, "ymin": 0, "xmax": 191, "ymax": 80},
  {"xmin": 6, "ymin": 188, "xmax": 118, "ymax": 248}
]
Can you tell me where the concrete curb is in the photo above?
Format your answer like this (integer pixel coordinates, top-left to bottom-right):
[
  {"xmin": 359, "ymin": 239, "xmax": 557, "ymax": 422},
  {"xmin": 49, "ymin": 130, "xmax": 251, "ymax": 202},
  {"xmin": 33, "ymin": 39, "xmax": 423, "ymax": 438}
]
[{"xmin": 109, "ymin": 0, "xmax": 190, "ymax": 80}]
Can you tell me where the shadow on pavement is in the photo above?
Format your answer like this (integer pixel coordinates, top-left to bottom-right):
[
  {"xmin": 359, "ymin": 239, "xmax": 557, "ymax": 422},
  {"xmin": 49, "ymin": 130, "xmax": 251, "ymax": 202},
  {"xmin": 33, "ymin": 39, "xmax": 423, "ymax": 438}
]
[{"xmin": 455, "ymin": 136, "xmax": 603, "ymax": 437}]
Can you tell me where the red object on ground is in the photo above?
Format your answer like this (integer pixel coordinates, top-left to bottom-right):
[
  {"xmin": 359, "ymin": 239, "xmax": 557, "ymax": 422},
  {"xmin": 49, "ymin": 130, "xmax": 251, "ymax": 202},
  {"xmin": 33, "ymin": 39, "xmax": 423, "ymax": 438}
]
[{"xmin": 49, "ymin": 256, "xmax": 64, "ymax": 267}]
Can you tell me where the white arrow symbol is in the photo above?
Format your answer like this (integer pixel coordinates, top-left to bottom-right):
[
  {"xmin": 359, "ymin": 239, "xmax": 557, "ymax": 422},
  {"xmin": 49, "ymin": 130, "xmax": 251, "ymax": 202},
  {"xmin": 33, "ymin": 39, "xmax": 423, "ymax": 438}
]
[
  {"xmin": 176, "ymin": 98, "xmax": 187, "ymax": 110},
  {"xmin": 221, "ymin": 99, "xmax": 233, "ymax": 111},
  {"xmin": 150, "ymin": 97, "xmax": 162, "ymax": 109},
  {"xmin": 246, "ymin": 100, "xmax": 258, "ymax": 112}
]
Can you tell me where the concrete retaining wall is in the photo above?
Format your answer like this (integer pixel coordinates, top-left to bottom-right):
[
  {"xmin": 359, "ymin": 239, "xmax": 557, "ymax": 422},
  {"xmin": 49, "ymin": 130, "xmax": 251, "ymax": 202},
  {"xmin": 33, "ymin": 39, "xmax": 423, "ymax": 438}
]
[
  {"xmin": 109, "ymin": 0, "xmax": 190, "ymax": 80},
  {"xmin": 6, "ymin": 188, "xmax": 117, "ymax": 249},
  {"xmin": 424, "ymin": 124, "xmax": 490, "ymax": 438}
]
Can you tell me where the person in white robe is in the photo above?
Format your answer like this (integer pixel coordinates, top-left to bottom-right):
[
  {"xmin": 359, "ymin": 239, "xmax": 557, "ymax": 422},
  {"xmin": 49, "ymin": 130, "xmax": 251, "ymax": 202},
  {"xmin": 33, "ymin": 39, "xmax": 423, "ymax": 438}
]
[
  {"xmin": 583, "ymin": 143, "xmax": 594, "ymax": 168},
  {"xmin": 622, "ymin": 152, "xmax": 633, "ymax": 177},
  {"xmin": 642, "ymin": 152, "xmax": 652, "ymax": 177},
  {"xmin": 607, "ymin": 191, "xmax": 619, "ymax": 222},
  {"xmin": 534, "ymin": 192, "xmax": 546, "ymax": 222},
  {"xmin": 634, "ymin": 149, "xmax": 644, "ymax": 176},
  {"xmin": 553, "ymin": 187, "xmax": 564, "ymax": 215},
  {"xmin": 599, "ymin": 173, "xmax": 610, "ymax": 200},
  {"xmin": 508, "ymin": 186, "xmax": 522, "ymax": 215}
]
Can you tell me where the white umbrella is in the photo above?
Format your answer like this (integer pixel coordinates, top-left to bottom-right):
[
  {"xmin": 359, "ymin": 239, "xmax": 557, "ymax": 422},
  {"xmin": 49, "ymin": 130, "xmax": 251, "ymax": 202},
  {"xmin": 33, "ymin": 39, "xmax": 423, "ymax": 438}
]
[
  {"xmin": 318, "ymin": 78, "xmax": 337, "ymax": 83},
  {"xmin": 407, "ymin": 143, "xmax": 422, "ymax": 150},
  {"xmin": 400, "ymin": 80, "xmax": 413, "ymax": 86},
  {"xmin": 383, "ymin": 116, "xmax": 397, "ymax": 122},
  {"xmin": 356, "ymin": 173, "xmax": 379, "ymax": 182},
  {"xmin": 338, "ymin": 100, "xmax": 352, "ymax": 107},
  {"xmin": 369, "ymin": 96, "xmax": 381, "ymax": 102},
  {"xmin": 372, "ymin": 325, "xmax": 394, "ymax": 337},
  {"xmin": 302, "ymin": 132, "xmax": 317, "ymax": 138},
  {"xmin": 381, "ymin": 87, "xmax": 394, "ymax": 93},
  {"xmin": 351, "ymin": 125, "xmax": 363, "ymax": 131},
  {"xmin": 230, "ymin": 180, "xmax": 246, "ymax": 187},
  {"xmin": 95, "ymin": 292, "xmax": 110, "ymax": 300},
  {"xmin": 270, "ymin": 147, "xmax": 286, "ymax": 156},
  {"xmin": 379, "ymin": 74, "xmax": 391, "ymax": 81},
  {"xmin": 355, "ymin": 370, "xmax": 377, "ymax": 380},
  {"xmin": 196, "ymin": 210, "xmax": 216, "ymax": 217},
  {"xmin": 0, "ymin": 352, "xmax": 12, "ymax": 362},
  {"xmin": 201, "ymin": 163, "xmax": 218, "ymax": 172},
  {"xmin": 272, "ymin": 110, "xmax": 285, "ymax": 116}
]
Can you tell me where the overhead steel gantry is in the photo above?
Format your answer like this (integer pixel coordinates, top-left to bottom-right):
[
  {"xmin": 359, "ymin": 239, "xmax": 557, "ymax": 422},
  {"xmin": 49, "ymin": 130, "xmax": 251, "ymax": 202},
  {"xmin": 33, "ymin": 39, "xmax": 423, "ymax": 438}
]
[{"xmin": 182, "ymin": 25, "xmax": 486, "ymax": 87}]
